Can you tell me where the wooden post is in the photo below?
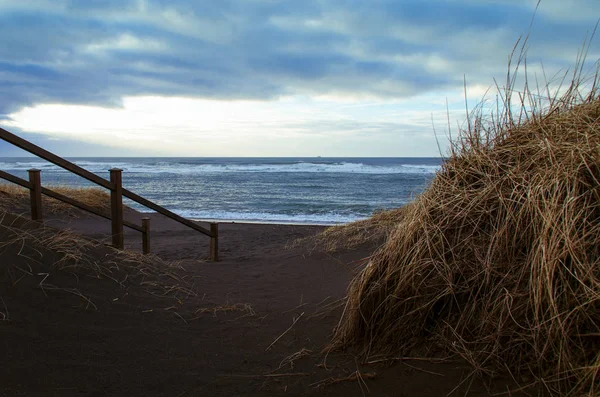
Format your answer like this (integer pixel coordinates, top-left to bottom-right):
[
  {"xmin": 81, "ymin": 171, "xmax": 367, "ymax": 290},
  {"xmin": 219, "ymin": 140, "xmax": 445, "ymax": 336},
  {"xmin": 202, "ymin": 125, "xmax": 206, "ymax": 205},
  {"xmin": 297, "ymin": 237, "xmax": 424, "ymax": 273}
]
[
  {"xmin": 142, "ymin": 217, "xmax": 150, "ymax": 254},
  {"xmin": 210, "ymin": 222, "xmax": 219, "ymax": 261},
  {"xmin": 28, "ymin": 169, "xmax": 43, "ymax": 221},
  {"xmin": 110, "ymin": 168, "xmax": 124, "ymax": 250}
]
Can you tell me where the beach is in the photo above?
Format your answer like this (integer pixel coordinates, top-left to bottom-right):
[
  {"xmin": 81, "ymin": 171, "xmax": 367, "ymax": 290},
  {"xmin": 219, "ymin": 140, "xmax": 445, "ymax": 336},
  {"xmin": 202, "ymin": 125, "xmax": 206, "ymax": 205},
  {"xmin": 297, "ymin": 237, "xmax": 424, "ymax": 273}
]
[
  {"xmin": 0, "ymin": 208, "xmax": 524, "ymax": 396},
  {"xmin": 1, "ymin": 3, "xmax": 598, "ymax": 395}
]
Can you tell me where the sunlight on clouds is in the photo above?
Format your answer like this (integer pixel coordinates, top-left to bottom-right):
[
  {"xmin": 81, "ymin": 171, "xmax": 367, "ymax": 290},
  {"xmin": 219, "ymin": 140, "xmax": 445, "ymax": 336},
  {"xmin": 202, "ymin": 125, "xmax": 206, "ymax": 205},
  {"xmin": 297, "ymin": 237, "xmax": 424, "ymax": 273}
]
[
  {"xmin": 5, "ymin": 95, "xmax": 463, "ymax": 156},
  {"xmin": 85, "ymin": 33, "xmax": 166, "ymax": 53},
  {"xmin": 158, "ymin": 7, "xmax": 236, "ymax": 43}
]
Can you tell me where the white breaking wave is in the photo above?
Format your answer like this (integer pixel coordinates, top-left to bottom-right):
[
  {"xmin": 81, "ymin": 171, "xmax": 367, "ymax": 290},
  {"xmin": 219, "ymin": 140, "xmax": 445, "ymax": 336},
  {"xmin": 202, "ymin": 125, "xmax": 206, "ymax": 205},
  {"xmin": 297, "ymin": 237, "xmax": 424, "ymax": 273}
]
[
  {"xmin": 173, "ymin": 209, "xmax": 365, "ymax": 225},
  {"xmin": 0, "ymin": 160, "xmax": 133, "ymax": 173},
  {"xmin": 0, "ymin": 160, "xmax": 441, "ymax": 175}
]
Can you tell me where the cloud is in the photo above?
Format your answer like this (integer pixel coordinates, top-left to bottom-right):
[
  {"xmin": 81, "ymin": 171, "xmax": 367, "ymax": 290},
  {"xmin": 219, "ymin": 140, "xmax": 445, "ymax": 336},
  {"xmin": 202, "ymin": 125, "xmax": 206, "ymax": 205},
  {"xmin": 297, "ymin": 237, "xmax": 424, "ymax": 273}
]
[
  {"xmin": 0, "ymin": 0, "xmax": 597, "ymax": 155},
  {"xmin": 1, "ymin": 1, "xmax": 595, "ymax": 112},
  {"xmin": 3, "ymin": 94, "xmax": 461, "ymax": 156}
]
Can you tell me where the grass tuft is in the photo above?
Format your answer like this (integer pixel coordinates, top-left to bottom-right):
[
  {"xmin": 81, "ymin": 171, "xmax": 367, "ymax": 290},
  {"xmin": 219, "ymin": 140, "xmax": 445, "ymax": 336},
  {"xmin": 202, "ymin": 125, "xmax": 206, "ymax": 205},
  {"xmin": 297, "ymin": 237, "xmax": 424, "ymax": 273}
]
[
  {"xmin": 330, "ymin": 38, "xmax": 600, "ymax": 396},
  {"xmin": 0, "ymin": 184, "xmax": 112, "ymax": 217},
  {"xmin": 0, "ymin": 211, "xmax": 194, "ymax": 303},
  {"xmin": 293, "ymin": 208, "xmax": 405, "ymax": 253}
]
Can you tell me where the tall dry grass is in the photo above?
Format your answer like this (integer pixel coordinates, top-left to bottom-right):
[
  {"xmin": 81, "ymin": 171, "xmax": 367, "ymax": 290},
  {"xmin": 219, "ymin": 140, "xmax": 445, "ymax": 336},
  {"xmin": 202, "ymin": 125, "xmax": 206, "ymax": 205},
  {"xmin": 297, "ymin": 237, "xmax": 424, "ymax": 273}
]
[
  {"xmin": 0, "ymin": 184, "xmax": 112, "ymax": 216},
  {"xmin": 330, "ymin": 39, "xmax": 600, "ymax": 395},
  {"xmin": 0, "ymin": 211, "xmax": 194, "ymax": 301},
  {"xmin": 293, "ymin": 208, "xmax": 405, "ymax": 253}
]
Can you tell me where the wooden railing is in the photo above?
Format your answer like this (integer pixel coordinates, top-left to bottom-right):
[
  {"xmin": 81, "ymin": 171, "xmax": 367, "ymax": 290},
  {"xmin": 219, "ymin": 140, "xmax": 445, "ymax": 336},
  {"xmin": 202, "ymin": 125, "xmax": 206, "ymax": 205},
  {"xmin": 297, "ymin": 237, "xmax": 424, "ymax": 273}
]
[{"xmin": 0, "ymin": 127, "xmax": 218, "ymax": 261}]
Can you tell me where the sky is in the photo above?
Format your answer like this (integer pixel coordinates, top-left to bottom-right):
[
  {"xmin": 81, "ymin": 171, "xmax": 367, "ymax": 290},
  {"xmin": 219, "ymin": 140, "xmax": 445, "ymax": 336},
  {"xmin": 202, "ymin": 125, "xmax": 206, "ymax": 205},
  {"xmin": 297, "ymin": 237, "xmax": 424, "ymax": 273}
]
[{"xmin": 0, "ymin": 0, "xmax": 598, "ymax": 157}]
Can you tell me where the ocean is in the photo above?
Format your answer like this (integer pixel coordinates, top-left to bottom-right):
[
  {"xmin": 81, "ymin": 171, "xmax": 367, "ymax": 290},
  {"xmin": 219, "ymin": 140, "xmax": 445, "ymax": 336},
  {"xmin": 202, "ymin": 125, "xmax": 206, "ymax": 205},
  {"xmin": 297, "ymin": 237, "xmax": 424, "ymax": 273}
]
[{"xmin": 0, "ymin": 157, "xmax": 443, "ymax": 225}]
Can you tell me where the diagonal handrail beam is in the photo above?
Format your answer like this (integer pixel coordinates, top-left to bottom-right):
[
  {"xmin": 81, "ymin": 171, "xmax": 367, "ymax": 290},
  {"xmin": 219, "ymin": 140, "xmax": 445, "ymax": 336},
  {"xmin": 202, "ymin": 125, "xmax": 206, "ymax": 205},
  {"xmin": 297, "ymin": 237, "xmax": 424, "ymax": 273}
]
[
  {"xmin": 120, "ymin": 188, "xmax": 212, "ymax": 237},
  {"xmin": 0, "ymin": 127, "xmax": 213, "ymax": 237},
  {"xmin": 0, "ymin": 170, "xmax": 143, "ymax": 232},
  {"xmin": 0, "ymin": 127, "xmax": 114, "ymax": 190}
]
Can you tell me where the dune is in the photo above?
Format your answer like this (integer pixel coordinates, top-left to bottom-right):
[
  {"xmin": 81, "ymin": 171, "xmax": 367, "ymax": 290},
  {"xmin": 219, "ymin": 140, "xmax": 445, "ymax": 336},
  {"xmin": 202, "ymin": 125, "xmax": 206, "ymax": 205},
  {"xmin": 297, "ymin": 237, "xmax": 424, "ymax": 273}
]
[{"xmin": 330, "ymin": 47, "xmax": 600, "ymax": 396}]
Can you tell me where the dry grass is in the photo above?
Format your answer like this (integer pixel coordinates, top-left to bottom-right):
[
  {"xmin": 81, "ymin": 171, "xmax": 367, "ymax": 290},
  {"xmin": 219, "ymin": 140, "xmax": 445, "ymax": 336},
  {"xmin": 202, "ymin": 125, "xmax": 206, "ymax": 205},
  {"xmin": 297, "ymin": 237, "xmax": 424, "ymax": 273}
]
[
  {"xmin": 0, "ymin": 184, "xmax": 112, "ymax": 217},
  {"xmin": 278, "ymin": 348, "xmax": 312, "ymax": 370},
  {"xmin": 193, "ymin": 303, "xmax": 256, "ymax": 317},
  {"xmin": 0, "ymin": 296, "xmax": 8, "ymax": 321},
  {"xmin": 0, "ymin": 211, "xmax": 194, "ymax": 302},
  {"xmin": 293, "ymin": 208, "xmax": 405, "ymax": 253},
  {"xmin": 309, "ymin": 370, "xmax": 377, "ymax": 391},
  {"xmin": 330, "ymin": 39, "xmax": 600, "ymax": 395},
  {"xmin": 266, "ymin": 312, "xmax": 305, "ymax": 351}
]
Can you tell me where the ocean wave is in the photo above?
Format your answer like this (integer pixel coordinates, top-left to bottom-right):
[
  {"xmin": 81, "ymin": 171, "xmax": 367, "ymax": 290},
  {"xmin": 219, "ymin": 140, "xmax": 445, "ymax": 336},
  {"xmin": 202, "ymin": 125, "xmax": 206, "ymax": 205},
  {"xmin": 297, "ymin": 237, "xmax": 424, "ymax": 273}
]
[
  {"xmin": 0, "ymin": 160, "xmax": 133, "ymax": 173},
  {"xmin": 0, "ymin": 161, "xmax": 59, "ymax": 170},
  {"xmin": 0, "ymin": 160, "xmax": 441, "ymax": 175},
  {"xmin": 171, "ymin": 209, "xmax": 366, "ymax": 225}
]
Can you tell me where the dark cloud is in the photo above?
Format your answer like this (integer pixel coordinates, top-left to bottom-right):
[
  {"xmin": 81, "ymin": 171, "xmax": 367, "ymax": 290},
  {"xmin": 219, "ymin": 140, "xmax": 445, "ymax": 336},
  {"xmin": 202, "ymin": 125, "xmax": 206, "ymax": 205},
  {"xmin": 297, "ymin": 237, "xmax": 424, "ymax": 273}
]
[
  {"xmin": 0, "ymin": 129, "xmax": 145, "ymax": 157},
  {"xmin": 0, "ymin": 0, "xmax": 596, "ymax": 115}
]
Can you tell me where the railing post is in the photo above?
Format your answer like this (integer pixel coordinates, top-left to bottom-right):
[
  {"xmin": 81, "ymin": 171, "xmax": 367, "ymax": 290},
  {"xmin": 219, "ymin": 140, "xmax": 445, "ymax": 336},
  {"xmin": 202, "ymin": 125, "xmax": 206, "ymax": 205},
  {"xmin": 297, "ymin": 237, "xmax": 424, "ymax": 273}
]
[
  {"xmin": 28, "ymin": 169, "xmax": 42, "ymax": 221},
  {"xmin": 142, "ymin": 217, "xmax": 150, "ymax": 254},
  {"xmin": 210, "ymin": 222, "xmax": 219, "ymax": 261},
  {"xmin": 110, "ymin": 168, "xmax": 124, "ymax": 250}
]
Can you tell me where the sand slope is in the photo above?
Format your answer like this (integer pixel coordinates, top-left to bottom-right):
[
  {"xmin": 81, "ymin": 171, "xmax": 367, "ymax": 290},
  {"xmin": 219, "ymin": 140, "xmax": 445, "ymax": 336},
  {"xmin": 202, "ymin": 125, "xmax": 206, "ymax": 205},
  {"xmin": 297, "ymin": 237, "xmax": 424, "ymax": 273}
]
[{"xmin": 0, "ymin": 210, "xmax": 528, "ymax": 396}]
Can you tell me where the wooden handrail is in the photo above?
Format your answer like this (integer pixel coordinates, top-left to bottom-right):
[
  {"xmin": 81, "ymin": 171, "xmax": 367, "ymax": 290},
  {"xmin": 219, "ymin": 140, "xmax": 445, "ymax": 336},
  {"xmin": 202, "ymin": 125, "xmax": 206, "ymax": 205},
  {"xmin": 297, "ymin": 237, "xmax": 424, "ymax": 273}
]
[
  {"xmin": 0, "ymin": 128, "xmax": 114, "ymax": 190},
  {"xmin": 0, "ymin": 127, "xmax": 213, "ymax": 237},
  {"xmin": 0, "ymin": 126, "xmax": 219, "ymax": 260},
  {"xmin": 0, "ymin": 169, "xmax": 29, "ymax": 189},
  {"xmin": 0, "ymin": 170, "xmax": 143, "ymax": 232},
  {"xmin": 110, "ymin": 168, "xmax": 124, "ymax": 248},
  {"xmin": 28, "ymin": 169, "xmax": 42, "ymax": 220},
  {"xmin": 121, "ymin": 188, "xmax": 212, "ymax": 237}
]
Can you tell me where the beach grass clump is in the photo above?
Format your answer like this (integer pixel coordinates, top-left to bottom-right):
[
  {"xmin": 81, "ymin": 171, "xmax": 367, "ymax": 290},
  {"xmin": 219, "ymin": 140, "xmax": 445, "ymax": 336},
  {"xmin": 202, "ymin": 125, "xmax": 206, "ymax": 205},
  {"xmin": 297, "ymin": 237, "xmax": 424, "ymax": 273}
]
[
  {"xmin": 0, "ymin": 184, "xmax": 112, "ymax": 216},
  {"xmin": 295, "ymin": 208, "xmax": 405, "ymax": 253},
  {"xmin": 331, "ymin": 45, "xmax": 600, "ymax": 395},
  {"xmin": 0, "ymin": 211, "xmax": 193, "ymax": 301}
]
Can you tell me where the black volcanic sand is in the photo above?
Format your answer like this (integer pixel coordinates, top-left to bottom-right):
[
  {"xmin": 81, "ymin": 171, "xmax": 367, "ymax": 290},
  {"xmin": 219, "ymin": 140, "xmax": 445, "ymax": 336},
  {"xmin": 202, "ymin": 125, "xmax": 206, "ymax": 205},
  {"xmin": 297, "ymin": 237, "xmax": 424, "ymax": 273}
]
[{"xmin": 0, "ymin": 210, "xmax": 529, "ymax": 397}]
